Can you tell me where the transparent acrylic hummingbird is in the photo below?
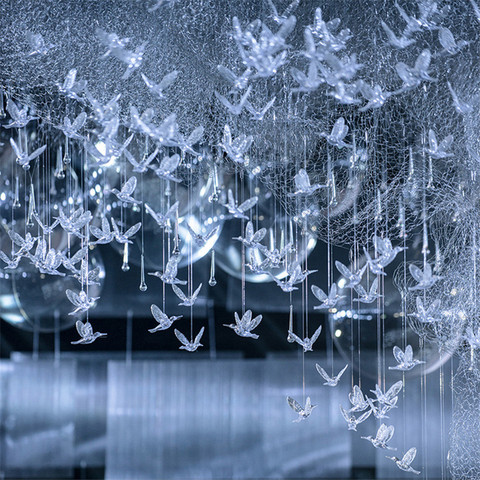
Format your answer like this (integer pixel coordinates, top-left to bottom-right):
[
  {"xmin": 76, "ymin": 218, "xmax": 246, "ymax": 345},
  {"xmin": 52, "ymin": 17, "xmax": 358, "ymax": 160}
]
[
  {"xmin": 335, "ymin": 261, "xmax": 367, "ymax": 288},
  {"xmin": 288, "ymin": 325, "xmax": 322, "ymax": 352},
  {"xmin": 409, "ymin": 296, "xmax": 442, "ymax": 323},
  {"xmin": 174, "ymin": 326, "xmax": 204, "ymax": 352},
  {"xmin": 57, "ymin": 207, "xmax": 92, "ymax": 238},
  {"xmin": 61, "ymin": 247, "xmax": 87, "ymax": 274},
  {"xmin": 0, "ymin": 251, "xmax": 20, "ymax": 270},
  {"xmin": 370, "ymin": 380, "xmax": 403, "ymax": 407},
  {"xmin": 289, "ymin": 169, "xmax": 326, "ymax": 196},
  {"xmin": 214, "ymin": 86, "xmax": 252, "ymax": 115},
  {"xmin": 245, "ymin": 96, "xmax": 276, "ymax": 121},
  {"xmin": 395, "ymin": 49, "xmax": 436, "ymax": 92},
  {"xmin": 367, "ymin": 396, "xmax": 397, "ymax": 419},
  {"xmin": 340, "ymin": 405, "xmax": 371, "ymax": 431},
  {"xmin": 217, "ymin": 65, "xmax": 251, "ymax": 91},
  {"xmin": 71, "ymin": 320, "xmax": 107, "ymax": 345},
  {"xmin": 348, "ymin": 385, "xmax": 370, "ymax": 412},
  {"xmin": 148, "ymin": 153, "xmax": 182, "ymax": 183},
  {"xmin": 380, "ymin": 21, "xmax": 415, "ymax": 49},
  {"xmin": 321, "ymin": 117, "xmax": 350, "ymax": 149},
  {"xmin": 316, "ymin": 363, "xmax": 348, "ymax": 386},
  {"xmin": 425, "ymin": 129, "xmax": 453, "ymax": 159},
  {"xmin": 353, "ymin": 278, "xmax": 382, "ymax": 304},
  {"xmin": 141, "ymin": 71, "xmax": 178, "ymax": 98},
  {"xmin": 66, "ymin": 289, "xmax": 99, "ymax": 316},
  {"xmin": 408, "ymin": 262, "xmax": 443, "ymax": 290},
  {"xmin": 287, "ymin": 396, "xmax": 316, "ymax": 423},
  {"xmin": 373, "ymin": 235, "xmax": 406, "ymax": 268},
  {"xmin": 389, "ymin": 345, "xmax": 425, "ymax": 371},
  {"xmin": 56, "ymin": 68, "xmax": 86, "ymax": 101},
  {"xmin": 148, "ymin": 254, "xmax": 187, "ymax": 285},
  {"xmin": 90, "ymin": 217, "xmax": 115, "ymax": 245},
  {"xmin": 110, "ymin": 218, "xmax": 141, "ymax": 245},
  {"xmin": 186, "ymin": 223, "xmax": 220, "ymax": 247},
  {"xmin": 438, "ymin": 27, "xmax": 468, "ymax": 55},
  {"xmin": 26, "ymin": 31, "xmax": 55, "ymax": 55},
  {"xmin": 446, "ymin": 81, "xmax": 473, "ymax": 115},
  {"xmin": 363, "ymin": 248, "xmax": 386, "ymax": 276},
  {"xmin": 144, "ymin": 202, "xmax": 179, "ymax": 230},
  {"xmin": 111, "ymin": 41, "xmax": 147, "ymax": 80},
  {"xmin": 219, "ymin": 125, "xmax": 253, "ymax": 165},
  {"xmin": 224, "ymin": 189, "xmax": 258, "ymax": 220},
  {"xmin": 148, "ymin": 304, "xmax": 182, "ymax": 333},
  {"xmin": 4, "ymin": 98, "xmax": 38, "ymax": 128},
  {"xmin": 291, "ymin": 62, "xmax": 323, "ymax": 92},
  {"xmin": 59, "ymin": 112, "xmax": 87, "ymax": 140},
  {"xmin": 111, "ymin": 176, "xmax": 142, "ymax": 205},
  {"xmin": 224, "ymin": 310, "xmax": 263, "ymax": 339},
  {"xmin": 311, "ymin": 283, "xmax": 345, "ymax": 310},
  {"xmin": 73, "ymin": 261, "xmax": 101, "ymax": 287},
  {"xmin": 10, "ymin": 138, "xmax": 46, "ymax": 170},
  {"xmin": 386, "ymin": 447, "xmax": 420, "ymax": 475},
  {"xmin": 233, "ymin": 221, "xmax": 267, "ymax": 248},
  {"xmin": 361, "ymin": 424, "xmax": 396, "ymax": 450},
  {"xmin": 8, "ymin": 230, "xmax": 37, "ymax": 257},
  {"xmin": 96, "ymin": 28, "xmax": 130, "ymax": 58},
  {"xmin": 172, "ymin": 283, "xmax": 203, "ymax": 307}
]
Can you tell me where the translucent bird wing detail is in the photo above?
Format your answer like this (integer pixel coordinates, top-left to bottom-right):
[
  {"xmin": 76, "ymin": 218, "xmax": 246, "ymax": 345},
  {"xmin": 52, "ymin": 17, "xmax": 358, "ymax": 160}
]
[
  {"xmin": 172, "ymin": 284, "xmax": 187, "ymax": 301},
  {"xmin": 404, "ymin": 345, "xmax": 413, "ymax": 362},
  {"xmin": 151, "ymin": 304, "xmax": 167, "ymax": 323},
  {"xmin": 191, "ymin": 283, "xmax": 203, "ymax": 300},
  {"xmin": 331, "ymin": 117, "xmax": 347, "ymax": 139},
  {"xmin": 315, "ymin": 363, "xmax": 331, "ymax": 382},
  {"xmin": 248, "ymin": 314, "xmax": 262, "ymax": 331},
  {"xmin": 428, "ymin": 129, "xmax": 438, "ymax": 152},
  {"xmin": 311, "ymin": 285, "xmax": 327, "ymax": 301},
  {"xmin": 335, "ymin": 260, "xmax": 352, "ymax": 279},
  {"xmin": 121, "ymin": 176, "xmax": 137, "ymax": 195},
  {"xmin": 159, "ymin": 70, "xmax": 179, "ymax": 90},
  {"xmin": 238, "ymin": 196, "xmax": 258, "ymax": 212},
  {"xmin": 386, "ymin": 380, "xmax": 403, "ymax": 400},
  {"xmin": 75, "ymin": 320, "xmax": 85, "ymax": 337},
  {"xmin": 124, "ymin": 222, "xmax": 141, "ymax": 238},
  {"xmin": 66, "ymin": 289, "xmax": 81, "ymax": 307},
  {"xmin": 159, "ymin": 154, "xmax": 180, "ymax": 174},
  {"xmin": 337, "ymin": 364, "xmax": 348, "ymax": 379},
  {"xmin": 402, "ymin": 447, "xmax": 417, "ymax": 466},
  {"xmin": 72, "ymin": 112, "xmax": 87, "ymax": 131},
  {"xmin": 409, "ymin": 264, "xmax": 424, "ymax": 283},
  {"xmin": 295, "ymin": 169, "xmax": 310, "ymax": 190},
  {"xmin": 194, "ymin": 326, "xmax": 205, "ymax": 344},
  {"xmin": 311, "ymin": 325, "xmax": 323, "ymax": 344},
  {"xmin": 9, "ymin": 138, "xmax": 22, "ymax": 157},
  {"xmin": 287, "ymin": 396, "xmax": 302, "ymax": 413},
  {"xmin": 174, "ymin": 329, "xmax": 189, "ymax": 346},
  {"xmin": 393, "ymin": 346, "xmax": 405, "ymax": 364}
]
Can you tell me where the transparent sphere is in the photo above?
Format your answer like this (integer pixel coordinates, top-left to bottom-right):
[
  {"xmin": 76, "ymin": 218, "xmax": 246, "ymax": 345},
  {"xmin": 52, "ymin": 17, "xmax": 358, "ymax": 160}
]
[
  {"xmin": 0, "ymin": 247, "xmax": 105, "ymax": 332},
  {"xmin": 329, "ymin": 250, "xmax": 457, "ymax": 378}
]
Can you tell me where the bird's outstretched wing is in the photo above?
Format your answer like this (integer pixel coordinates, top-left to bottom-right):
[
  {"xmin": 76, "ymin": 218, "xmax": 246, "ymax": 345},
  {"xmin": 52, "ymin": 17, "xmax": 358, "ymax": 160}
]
[
  {"xmin": 315, "ymin": 364, "xmax": 331, "ymax": 382},
  {"xmin": 194, "ymin": 326, "xmax": 205, "ymax": 344},
  {"xmin": 174, "ymin": 329, "xmax": 189, "ymax": 346},
  {"xmin": 311, "ymin": 325, "xmax": 323, "ymax": 344},
  {"xmin": 287, "ymin": 396, "xmax": 302, "ymax": 413},
  {"xmin": 172, "ymin": 284, "xmax": 187, "ymax": 302},
  {"xmin": 402, "ymin": 447, "xmax": 417, "ymax": 466}
]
